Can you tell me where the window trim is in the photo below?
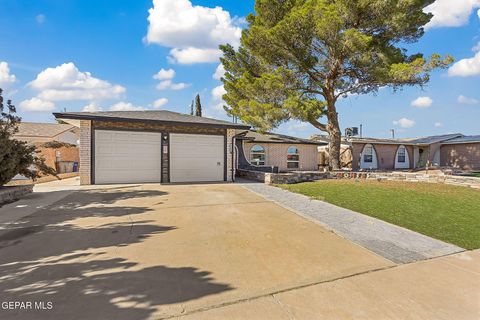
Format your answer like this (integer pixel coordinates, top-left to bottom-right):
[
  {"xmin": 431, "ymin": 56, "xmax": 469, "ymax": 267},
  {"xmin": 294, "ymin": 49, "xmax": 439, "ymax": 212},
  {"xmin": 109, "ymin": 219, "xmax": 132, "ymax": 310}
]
[
  {"xmin": 250, "ymin": 144, "xmax": 266, "ymax": 166},
  {"xmin": 397, "ymin": 146, "xmax": 406, "ymax": 163},
  {"xmin": 363, "ymin": 145, "xmax": 374, "ymax": 163},
  {"xmin": 287, "ymin": 146, "xmax": 300, "ymax": 169}
]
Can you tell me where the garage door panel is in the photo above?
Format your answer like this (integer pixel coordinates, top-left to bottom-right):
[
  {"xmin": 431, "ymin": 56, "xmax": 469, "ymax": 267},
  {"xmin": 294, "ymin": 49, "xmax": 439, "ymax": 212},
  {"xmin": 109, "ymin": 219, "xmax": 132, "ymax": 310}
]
[
  {"xmin": 95, "ymin": 130, "xmax": 161, "ymax": 184},
  {"xmin": 170, "ymin": 134, "xmax": 224, "ymax": 183}
]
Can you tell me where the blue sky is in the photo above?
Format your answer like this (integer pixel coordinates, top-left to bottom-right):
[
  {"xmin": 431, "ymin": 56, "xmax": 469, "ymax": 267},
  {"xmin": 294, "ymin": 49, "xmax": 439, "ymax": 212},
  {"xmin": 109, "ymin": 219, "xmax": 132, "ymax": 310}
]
[{"xmin": 0, "ymin": 0, "xmax": 479, "ymax": 139}]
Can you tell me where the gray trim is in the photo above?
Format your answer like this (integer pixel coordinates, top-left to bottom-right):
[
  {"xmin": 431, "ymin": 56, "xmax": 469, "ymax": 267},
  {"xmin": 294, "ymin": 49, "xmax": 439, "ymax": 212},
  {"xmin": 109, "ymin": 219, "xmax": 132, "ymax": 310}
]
[
  {"xmin": 54, "ymin": 112, "xmax": 250, "ymax": 130},
  {"xmin": 224, "ymin": 130, "xmax": 227, "ymax": 182}
]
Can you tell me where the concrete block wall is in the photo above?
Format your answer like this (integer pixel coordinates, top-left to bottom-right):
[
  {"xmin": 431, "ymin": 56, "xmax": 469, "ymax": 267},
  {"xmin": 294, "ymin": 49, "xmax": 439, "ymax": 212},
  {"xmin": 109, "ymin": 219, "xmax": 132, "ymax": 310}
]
[{"xmin": 79, "ymin": 120, "xmax": 92, "ymax": 185}]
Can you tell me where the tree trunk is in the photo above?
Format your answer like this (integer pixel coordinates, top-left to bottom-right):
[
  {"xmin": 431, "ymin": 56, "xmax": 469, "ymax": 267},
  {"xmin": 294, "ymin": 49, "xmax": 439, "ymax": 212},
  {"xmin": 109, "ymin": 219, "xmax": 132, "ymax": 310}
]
[{"xmin": 326, "ymin": 101, "xmax": 341, "ymax": 170}]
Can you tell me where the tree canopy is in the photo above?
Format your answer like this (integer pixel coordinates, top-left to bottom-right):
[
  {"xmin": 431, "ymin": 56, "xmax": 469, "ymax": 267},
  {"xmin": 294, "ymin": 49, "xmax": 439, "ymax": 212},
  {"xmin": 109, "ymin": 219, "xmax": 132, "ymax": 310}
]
[{"xmin": 220, "ymin": 0, "xmax": 453, "ymax": 169}]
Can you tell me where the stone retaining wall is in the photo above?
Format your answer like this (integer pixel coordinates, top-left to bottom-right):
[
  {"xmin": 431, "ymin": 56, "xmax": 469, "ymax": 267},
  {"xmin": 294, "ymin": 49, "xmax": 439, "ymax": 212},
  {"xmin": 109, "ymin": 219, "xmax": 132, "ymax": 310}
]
[
  {"xmin": 331, "ymin": 171, "xmax": 480, "ymax": 189},
  {"xmin": 238, "ymin": 168, "xmax": 480, "ymax": 189},
  {"xmin": 237, "ymin": 169, "xmax": 328, "ymax": 184},
  {"xmin": 0, "ymin": 185, "xmax": 33, "ymax": 206}
]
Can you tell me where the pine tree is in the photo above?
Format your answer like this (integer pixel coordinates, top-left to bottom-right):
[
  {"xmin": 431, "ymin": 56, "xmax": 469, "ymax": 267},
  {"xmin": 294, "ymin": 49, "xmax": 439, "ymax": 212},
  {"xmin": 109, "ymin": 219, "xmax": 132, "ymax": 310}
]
[
  {"xmin": 220, "ymin": 0, "xmax": 453, "ymax": 169},
  {"xmin": 190, "ymin": 100, "xmax": 194, "ymax": 115},
  {"xmin": 195, "ymin": 94, "xmax": 202, "ymax": 117}
]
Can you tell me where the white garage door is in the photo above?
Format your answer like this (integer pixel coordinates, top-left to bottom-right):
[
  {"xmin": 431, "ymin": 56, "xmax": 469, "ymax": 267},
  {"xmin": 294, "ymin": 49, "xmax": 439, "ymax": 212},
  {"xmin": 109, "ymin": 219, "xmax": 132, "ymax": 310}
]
[
  {"xmin": 170, "ymin": 134, "xmax": 224, "ymax": 183},
  {"xmin": 95, "ymin": 130, "xmax": 161, "ymax": 184}
]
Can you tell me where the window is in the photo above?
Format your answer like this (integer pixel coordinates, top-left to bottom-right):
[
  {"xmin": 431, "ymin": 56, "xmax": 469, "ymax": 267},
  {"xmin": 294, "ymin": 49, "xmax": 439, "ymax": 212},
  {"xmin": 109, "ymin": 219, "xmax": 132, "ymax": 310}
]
[
  {"xmin": 363, "ymin": 146, "xmax": 373, "ymax": 163},
  {"xmin": 250, "ymin": 145, "xmax": 266, "ymax": 165},
  {"xmin": 287, "ymin": 146, "xmax": 299, "ymax": 169},
  {"xmin": 397, "ymin": 146, "xmax": 406, "ymax": 163}
]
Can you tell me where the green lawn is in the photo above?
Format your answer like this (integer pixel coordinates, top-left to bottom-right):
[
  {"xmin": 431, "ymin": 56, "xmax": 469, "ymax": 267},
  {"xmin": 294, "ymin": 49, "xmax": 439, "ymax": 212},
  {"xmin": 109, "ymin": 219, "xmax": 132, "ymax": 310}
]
[{"xmin": 279, "ymin": 180, "xmax": 480, "ymax": 250}]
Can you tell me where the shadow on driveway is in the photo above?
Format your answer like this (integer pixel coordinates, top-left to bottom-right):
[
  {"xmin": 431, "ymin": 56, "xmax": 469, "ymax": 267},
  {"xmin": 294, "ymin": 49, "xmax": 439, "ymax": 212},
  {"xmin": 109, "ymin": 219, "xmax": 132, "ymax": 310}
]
[{"xmin": 0, "ymin": 187, "xmax": 233, "ymax": 320}]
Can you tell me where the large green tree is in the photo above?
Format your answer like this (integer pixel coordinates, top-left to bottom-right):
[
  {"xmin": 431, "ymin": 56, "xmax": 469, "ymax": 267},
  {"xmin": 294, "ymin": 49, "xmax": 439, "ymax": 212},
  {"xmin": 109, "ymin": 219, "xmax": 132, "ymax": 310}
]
[
  {"xmin": 0, "ymin": 89, "xmax": 56, "ymax": 186},
  {"xmin": 220, "ymin": 0, "xmax": 453, "ymax": 169}
]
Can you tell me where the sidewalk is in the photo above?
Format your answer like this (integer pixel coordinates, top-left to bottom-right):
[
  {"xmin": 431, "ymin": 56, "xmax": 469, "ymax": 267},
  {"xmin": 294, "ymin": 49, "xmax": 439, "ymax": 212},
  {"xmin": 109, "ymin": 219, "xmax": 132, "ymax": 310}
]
[{"xmin": 177, "ymin": 250, "xmax": 480, "ymax": 320}]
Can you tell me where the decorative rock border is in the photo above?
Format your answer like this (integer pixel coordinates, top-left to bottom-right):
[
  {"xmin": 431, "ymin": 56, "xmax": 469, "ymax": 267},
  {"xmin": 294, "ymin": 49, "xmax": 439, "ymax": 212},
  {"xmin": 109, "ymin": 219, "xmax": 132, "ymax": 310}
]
[
  {"xmin": 0, "ymin": 185, "xmax": 33, "ymax": 206},
  {"xmin": 331, "ymin": 171, "xmax": 480, "ymax": 189},
  {"xmin": 237, "ymin": 169, "xmax": 329, "ymax": 184},
  {"xmin": 238, "ymin": 168, "xmax": 480, "ymax": 189}
]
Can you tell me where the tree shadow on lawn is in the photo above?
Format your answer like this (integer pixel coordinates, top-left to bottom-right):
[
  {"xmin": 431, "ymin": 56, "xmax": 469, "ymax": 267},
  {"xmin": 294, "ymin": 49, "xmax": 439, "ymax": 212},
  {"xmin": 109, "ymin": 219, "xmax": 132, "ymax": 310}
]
[{"xmin": 0, "ymin": 188, "xmax": 233, "ymax": 319}]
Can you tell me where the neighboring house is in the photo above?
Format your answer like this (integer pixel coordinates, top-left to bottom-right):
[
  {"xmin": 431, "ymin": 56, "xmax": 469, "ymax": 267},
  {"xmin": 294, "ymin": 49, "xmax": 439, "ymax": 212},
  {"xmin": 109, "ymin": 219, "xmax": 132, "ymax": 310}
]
[
  {"xmin": 235, "ymin": 130, "xmax": 327, "ymax": 172},
  {"xmin": 54, "ymin": 111, "xmax": 250, "ymax": 185},
  {"xmin": 15, "ymin": 122, "xmax": 80, "ymax": 145},
  {"xmin": 13, "ymin": 122, "xmax": 80, "ymax": 173},
  {"xmin": 347, "ymin": 134, "xmax": 480, "ymax": 171}
]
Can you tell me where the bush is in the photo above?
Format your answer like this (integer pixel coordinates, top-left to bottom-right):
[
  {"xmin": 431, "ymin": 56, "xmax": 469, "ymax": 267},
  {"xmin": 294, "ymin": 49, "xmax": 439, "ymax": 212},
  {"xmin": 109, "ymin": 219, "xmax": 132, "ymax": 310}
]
[{"xmin": 0, "ymin": 89, "xmax": 57, "ymax": 186}]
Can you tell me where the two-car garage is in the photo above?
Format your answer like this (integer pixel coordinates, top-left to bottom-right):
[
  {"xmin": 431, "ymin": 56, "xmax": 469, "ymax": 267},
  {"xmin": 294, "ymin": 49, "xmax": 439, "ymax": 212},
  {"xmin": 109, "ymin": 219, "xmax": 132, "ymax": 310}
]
[
  {"xmin": 54, "ymin": 110, "xmax": 250, "ymax": 185},
  {"xmin": 94, "ymin": 130, "xmax": 226, "ymax": 184}
]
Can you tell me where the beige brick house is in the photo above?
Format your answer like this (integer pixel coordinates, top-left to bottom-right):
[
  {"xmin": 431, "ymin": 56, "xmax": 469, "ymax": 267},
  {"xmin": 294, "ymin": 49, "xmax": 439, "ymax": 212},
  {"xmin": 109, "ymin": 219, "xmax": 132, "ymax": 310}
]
[
  {"xmin": 344, "ymin": 134, "xmax": 480, "ymax": 171},
  {"xmin": 235, "ymin": 130, "xmax": 326, "ymax": 172},
  {"xmin": 54, "ymin": 111, "xmax": 250, "ymax": 185}
]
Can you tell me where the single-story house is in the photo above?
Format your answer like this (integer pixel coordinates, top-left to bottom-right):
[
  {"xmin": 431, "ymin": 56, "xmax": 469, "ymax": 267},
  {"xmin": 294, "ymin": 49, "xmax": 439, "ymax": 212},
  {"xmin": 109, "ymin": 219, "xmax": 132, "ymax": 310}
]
[
  {"xmin": 235, "ymin": 130, "xmax": 327, "ymax": 172},
  {"xmin": 54, "ymin": 111, "xmax": 250, "ymax": 185},
  {"xmin": 13, "ymin": 122, "xmax": 80, "ymax": 173},
  {"xmin": 347, "ymin": 134, "xmax": 480, "ymax": 171}
]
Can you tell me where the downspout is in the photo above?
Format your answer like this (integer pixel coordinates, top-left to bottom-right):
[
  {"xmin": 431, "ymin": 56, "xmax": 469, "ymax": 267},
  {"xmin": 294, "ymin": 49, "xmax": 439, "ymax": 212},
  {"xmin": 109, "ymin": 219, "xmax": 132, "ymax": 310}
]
[{"xmin": 232, "ymin": 131, "xmax": 249, "ymax": 182}]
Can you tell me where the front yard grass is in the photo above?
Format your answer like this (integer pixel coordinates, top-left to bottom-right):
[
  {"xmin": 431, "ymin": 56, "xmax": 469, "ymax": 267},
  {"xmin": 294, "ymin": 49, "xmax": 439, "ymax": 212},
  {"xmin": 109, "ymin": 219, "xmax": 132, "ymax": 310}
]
[{"xmin": 279, "ymin": 180, "xmax": 480, "ymax": 250}]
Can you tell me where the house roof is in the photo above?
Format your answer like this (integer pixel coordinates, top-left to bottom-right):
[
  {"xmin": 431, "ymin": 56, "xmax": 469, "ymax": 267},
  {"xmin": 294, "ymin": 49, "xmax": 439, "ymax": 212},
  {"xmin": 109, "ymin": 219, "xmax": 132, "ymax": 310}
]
[
  {"xmin": 441, "ymin": 135, "xmax": 480, "ymax": 144},
  {"xmin": 14, "ymin": 122, "xmax": 77, "ymax": 138},
  {"xmin": 237, "ymin": 130, "xmax": 327, "ymax": 145},
  {"xmin": 348, "ymin": 133, "xmax": 464, "ymax": 146},
  {"xmin": 53, "ymin": 110, "xmax": 251, "ymax": 129}
]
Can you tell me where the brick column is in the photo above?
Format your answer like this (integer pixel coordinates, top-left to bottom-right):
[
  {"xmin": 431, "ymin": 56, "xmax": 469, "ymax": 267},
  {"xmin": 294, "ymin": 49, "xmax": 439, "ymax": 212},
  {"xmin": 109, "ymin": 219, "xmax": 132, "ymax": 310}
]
[{"xmin": 79, "ymin": 120, "xmax": 92, "ymax": 185}]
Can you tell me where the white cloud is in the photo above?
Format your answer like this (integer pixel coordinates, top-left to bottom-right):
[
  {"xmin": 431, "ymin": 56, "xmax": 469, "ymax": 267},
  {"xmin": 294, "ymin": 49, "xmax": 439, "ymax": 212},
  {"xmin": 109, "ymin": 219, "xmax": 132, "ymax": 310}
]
[
  {"xmin": 448, "ymin": 51, "xmax": 480, "ymax": 77},
  {"xmin": 211, "ymin": 85, "xmax": 227, "ymax": 101},
  {"xmin": 156, "ymin": 80, "xmax": 189, "ymax": 90},
  {"xmin": 29, "ymin": 62, "xmax": 125, "ymax": 101},
  {"xmin": 0, "ymin": 61, "xmax": 17, "ymax": 86},
  {"xmin": 82, "ymin": 102, "xmax": 102, "ymax": 112},
  {"xmin": 109, "ymin": 102, "xmax": 145, "ymax": 111},
  {"xmin": 288, "ymin": 121, "xmax": 309, "ymax": 132},
  {"xmin": 411, "ymin": 96, "xmax": 433, "ymax": 108},
  {"xmin": 153, "ymin": 68, "xmax": 175, "ymax": 80},
  {"xmin": 213, "ymin": 64, "xmax": 226, "ymax": 80},
  {"xmin": 478, "ymin": 8, "xmax": 480, "ymax": 18},
  {"xmin": 169, "ymin": 48, "xmax": 222, "ymax": 64},
  {"xmin": 153, "ymin": 68, "xmax": 189, "ymax": 90},
  {"xmin": 434, "ymin": 122, "xmax": 443, "ymax": 128},
  {"xmin": 472, "ymin": 42, "xmax": 480, "ymax": 52},
  {"xmin": 19, "ymin": 97, "xmax": 55, "ymax": 112},
  {"xmin": 153, "ymin": 97, "xmax": 168, "ymax": 108},
  {"xmin": 424, "ymin": 0, "xmax": 480, "ymax": 29},
  {"xmin": 36, "ymin": 14, "xmax": 46, "ymax": 24},
  {"xmin": 393, "ymin": 118, "xmax": 415, "ymax": 128},
  {"xmin": 145, "ymin": 0, "xmax": 242, "ymax": 64},
  {"xmin": 458, "ymin": 94, "xmax": 479, "ymax": 104}
]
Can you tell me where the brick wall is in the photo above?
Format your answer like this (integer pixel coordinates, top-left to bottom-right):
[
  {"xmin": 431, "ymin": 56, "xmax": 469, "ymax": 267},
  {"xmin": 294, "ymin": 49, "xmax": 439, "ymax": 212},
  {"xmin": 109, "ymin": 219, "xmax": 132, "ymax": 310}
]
[
  {"xmin": 37, "ymin": 146, "xmax": 79, "ymax": 170},
  {"xmin": 79, "ymin": 120, "xmax": 92, "ymax": 185},
  {"xmin": 441, "ymin": 143, "xmax": 480, "ymax": 170},
  {"xmin": 243, "ymin": 142, "xmax": 318, "ymax": 171},
  {"xmin": 352, "ymin": 143, "xmax": 414, "ymax": 170}
]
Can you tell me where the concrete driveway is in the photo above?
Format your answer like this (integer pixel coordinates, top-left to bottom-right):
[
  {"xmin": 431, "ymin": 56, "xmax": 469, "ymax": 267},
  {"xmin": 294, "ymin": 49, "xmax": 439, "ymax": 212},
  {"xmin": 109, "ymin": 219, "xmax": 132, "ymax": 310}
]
[{"xmin": 0, "ymin": 182, "xmax": 392, "ymax": 319}]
